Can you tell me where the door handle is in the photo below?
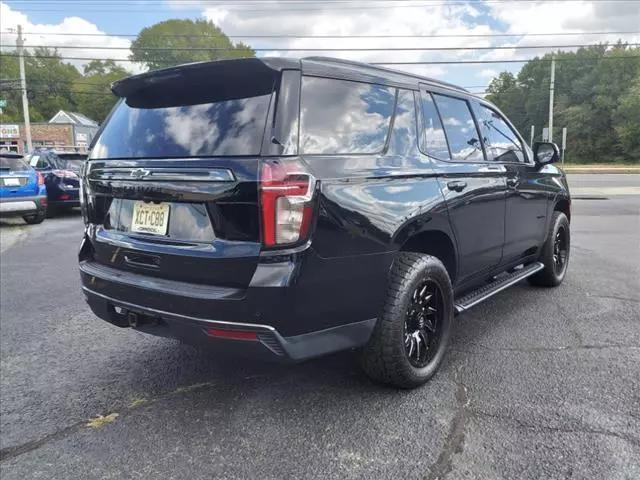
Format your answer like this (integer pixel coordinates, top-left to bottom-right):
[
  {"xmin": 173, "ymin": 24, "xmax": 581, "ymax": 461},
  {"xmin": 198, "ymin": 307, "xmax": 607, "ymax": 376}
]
[{"xmin": 447, "ymin": 180, "xmax": 467, "ymax": 192}]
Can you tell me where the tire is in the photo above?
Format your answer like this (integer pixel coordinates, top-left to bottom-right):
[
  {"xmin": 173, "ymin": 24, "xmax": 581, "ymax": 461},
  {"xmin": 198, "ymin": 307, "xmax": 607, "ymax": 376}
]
[
  {"xmin": 23, "ymin": 210, "xmax": 46, "ymax": 225},
  {"xmin": 46, "ymin": 206, "xmax": 57, "ymax": 218},
  {"xmin": 359, "ymin": 252, "xmax": 453, "ymax": 389},
  {"xmin": 528, "ymin": 211, "xmax": 570, "ymax": 287}
]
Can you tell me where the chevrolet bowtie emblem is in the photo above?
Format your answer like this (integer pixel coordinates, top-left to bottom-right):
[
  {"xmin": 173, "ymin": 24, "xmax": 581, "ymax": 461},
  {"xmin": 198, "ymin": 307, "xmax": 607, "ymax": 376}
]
[{"xmin": 130, "ymin": 168, "xmax": 151, "ymax": 179}]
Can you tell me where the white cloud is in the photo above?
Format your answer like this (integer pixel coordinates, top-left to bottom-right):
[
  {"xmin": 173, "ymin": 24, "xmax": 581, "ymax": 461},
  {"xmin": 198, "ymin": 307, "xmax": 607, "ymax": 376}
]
[
  {"xmin": 198, "ymin": 2, "xmax": 504, "ymax": 83},
  {"xmin": 478, "ymin": 68, "xmax": 498, "ymax": 79},
  {"xmin": 0, "ymin": 1, "xmax": 139, "ymax": 73},
  {"xmin": 485, "ymin": 0, "xmax": 640, "ymax": 61}
]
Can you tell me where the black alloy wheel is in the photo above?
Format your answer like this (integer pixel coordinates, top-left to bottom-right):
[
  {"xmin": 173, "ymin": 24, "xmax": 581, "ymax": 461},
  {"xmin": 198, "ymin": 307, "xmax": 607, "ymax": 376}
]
[
  {"xmin": 528, "ymin": 211, "xmax": 570, "ymax": 287},
  {"xmin": 553, "ymin": 225, "xmax": 568, "ymax": 276},
  {"xmin": 404, "ymin": 281, "xmax": 443, "ymax": 368},
  {"xmin": 360, "ymin": 252, "xmax": 453, "ymax": 389}
]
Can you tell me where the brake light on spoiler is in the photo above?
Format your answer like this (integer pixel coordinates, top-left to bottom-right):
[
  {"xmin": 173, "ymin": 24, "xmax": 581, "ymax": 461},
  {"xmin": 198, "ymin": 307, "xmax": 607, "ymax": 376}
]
[{"xmin": 260, "ymin": 159, "xmax": 316, "ymax": 248}]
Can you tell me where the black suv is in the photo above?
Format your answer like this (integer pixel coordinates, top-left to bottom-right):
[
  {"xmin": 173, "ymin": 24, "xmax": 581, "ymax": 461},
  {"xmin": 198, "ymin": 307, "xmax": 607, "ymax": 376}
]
[
  {"xmin": 29, "ymin": 149, "xmax": 85, "ymax": 215},
  {"xmin": 79, "ymin": 57, "xmax": 570, "ymax": 388}
]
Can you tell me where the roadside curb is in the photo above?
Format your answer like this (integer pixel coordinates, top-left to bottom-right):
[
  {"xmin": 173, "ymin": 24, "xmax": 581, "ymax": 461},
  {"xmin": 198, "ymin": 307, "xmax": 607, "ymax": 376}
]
[{"xmin": 564, "ymin": 167, "xmax": 640, "ymax": 174}]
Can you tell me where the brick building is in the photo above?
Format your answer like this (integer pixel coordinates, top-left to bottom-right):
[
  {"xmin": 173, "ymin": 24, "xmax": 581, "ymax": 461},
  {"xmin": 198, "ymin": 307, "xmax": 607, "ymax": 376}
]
[{"xmin": 0, "ymin": 110, "xmax": 99, "ymax": 154}]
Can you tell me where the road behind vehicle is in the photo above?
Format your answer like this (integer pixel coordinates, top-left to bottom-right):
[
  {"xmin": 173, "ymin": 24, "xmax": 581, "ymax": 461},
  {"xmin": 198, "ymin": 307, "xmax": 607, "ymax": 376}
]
[
  {"xmin": 0, "ymin": 151, "xmax": 47, "ymax": 224},
  {"xmin": 28, "ymin": 149, "xmax": 85, "ymax": 216},
  {"xmin": 79, "ymin": 57, "xmax": 571, "ymax": 388}
]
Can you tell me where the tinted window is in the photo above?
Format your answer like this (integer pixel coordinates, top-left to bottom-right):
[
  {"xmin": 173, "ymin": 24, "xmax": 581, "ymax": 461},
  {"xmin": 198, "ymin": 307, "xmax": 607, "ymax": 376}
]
[
  {"xmin": 420, "ymin": 92, "xmax": 450, "ymax": 160},
  {"xmin": 29, "ymin": 154, "xmax": 50, "ymax": 168},
  {"xmin": 90, "ymin": 94, "xmax": 272, "ymax": 159},
  {"xmin": 0, "ymin": 156, "xmax": 28, "ymax": 171},
  {"xmin": 388, "ymin": 90, "xmax": 419, "ymax": 156},
  {"xmin": 300, "ymin": 77, "xmax": 395, "ymax": 154},
  {"xmin": 54, "ymin": 154, "xmax": 86, "ymax": 171},
  {"xmin": 433, "ymin": 94, "xmax": 484, "ymax": 162},
  {"xmin": 475, "ymin": 105, "xmax": 525, "ymax": 163}
]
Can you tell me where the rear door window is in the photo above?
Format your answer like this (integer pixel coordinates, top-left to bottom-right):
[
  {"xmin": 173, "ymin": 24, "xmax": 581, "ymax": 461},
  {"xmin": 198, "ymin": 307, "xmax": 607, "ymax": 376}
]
[
  {"xmin": 29, "ymin": 154, "xmax": 50, "ymax": 169},
  {"xmin": 91, "ymin": 94, "xmax": 272, "ymax": 159},
  {"xmin": 474, "ymin": 104, "xmax": 525, "ymax": 163},
  {"xmin": 433, "ymin": 94, "xmax": 484, "ymax": 163},
  {"xmin": 387, "ymin": 89, "xmax": 420, "ymax": 157},
  {"xmin": 419, "ymin": 92, "xmax": 451, "ymax": 160},
  {"xmin": 300, "ymin": 76, "xmax": 395, "ymax": 154}
]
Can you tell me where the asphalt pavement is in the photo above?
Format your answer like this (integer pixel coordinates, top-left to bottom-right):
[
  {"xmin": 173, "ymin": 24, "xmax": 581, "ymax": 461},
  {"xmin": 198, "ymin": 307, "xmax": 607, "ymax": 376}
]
[{"xmin": 1, "ymin": 175, "xmax": 639, "ymax": 479}]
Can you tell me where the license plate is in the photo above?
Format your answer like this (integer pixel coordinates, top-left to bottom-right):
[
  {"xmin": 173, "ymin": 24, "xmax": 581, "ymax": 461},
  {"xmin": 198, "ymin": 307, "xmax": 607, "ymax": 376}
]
[
  {"xmin": 131, "ymin": 201, "xmax": 170, "ymax": 236},
  {"xmin": 3, "ymin": 178, "xmax": 21, "ymax": 186}
]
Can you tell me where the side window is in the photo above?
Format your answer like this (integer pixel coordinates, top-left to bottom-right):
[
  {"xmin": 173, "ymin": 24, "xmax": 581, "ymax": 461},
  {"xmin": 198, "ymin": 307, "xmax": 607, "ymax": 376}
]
[
  {"xmin": 419, "ymin": 92, "xmax": 450, "ymax": 160},
  {"xmin": 387, "ymin": 89, "xmax": 419, "ymax": 157},
  {"xmin": 300, "ymin": 76, "xmax": 395, "ymax": 154},
  {"xmin": 432, "ymin": 94, "xmax": 484, "ymax": 163},
  {"xmin": 29, "ymin": 154, "xmax": 48, "ymax": 168},
  {"xmin": 475, "ymin": 104, "xmax": 525, "ymax": 163}
]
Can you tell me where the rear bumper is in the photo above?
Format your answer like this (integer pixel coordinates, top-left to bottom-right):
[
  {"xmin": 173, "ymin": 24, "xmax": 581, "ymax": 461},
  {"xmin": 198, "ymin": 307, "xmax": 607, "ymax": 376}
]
[
  {"xmin": 48, "ymin": 187, "xmax": 80, "ymax": 207},
  {"xmin": 79, "ymin": 233, "xmax": 393, "ymax": 360},
  {"xmin": 0, "ymin": 195, "xmax": 47, "ymax": 217},
  {"xmin": 50, "ymin": 199, "xmax": 80, "ymax": 208},
  {"xmin": 82, "ymin": 285, "xmax": 376, "ymax": 362}
]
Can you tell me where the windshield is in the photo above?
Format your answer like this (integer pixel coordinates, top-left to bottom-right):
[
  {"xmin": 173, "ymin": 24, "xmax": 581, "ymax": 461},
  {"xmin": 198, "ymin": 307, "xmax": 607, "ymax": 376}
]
[
  {"xmin": 0, "ymin": 156, "xmax": 29, "ymax": 171},
  {"xmin": 90, "ymin": 93, "xmax": 272, "ymax": 159}
]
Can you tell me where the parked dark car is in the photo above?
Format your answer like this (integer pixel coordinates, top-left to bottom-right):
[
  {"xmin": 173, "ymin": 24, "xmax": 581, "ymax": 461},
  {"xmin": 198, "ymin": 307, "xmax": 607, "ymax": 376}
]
[
  {"xmin": 29, "ymin": 149, "xmax": 85, "ymax": 216},
  {"xmin": 79, "ymin": 57, "xmax": 570, "ymax": 388},
  {"xmin": 0, "ymin": 151, "xmax": 47, "ymax": 224}
]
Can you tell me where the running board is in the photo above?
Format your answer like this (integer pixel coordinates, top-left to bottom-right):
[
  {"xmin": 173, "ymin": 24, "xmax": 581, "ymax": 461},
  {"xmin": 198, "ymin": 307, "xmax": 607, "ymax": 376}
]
[{"xmin": 454, "ymin": 262, "xmax": 544, "ymax": 314}]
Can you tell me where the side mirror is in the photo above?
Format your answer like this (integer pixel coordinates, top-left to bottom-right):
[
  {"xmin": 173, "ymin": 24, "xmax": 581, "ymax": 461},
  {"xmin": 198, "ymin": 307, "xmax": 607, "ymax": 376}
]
[{"xmin": 533, "ymin": 142, "xmax": 560, "ymax": 165}]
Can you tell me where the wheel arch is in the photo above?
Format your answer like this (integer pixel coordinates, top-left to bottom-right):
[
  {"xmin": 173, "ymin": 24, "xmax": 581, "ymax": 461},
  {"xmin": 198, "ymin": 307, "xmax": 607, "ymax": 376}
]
[
  {"xmin": 398, "ymin": 229, "xmax": 458, "ymax": 283},
  {"xmin": 554, "ymin": 196, "xmax": 571, "ymax": 223}
]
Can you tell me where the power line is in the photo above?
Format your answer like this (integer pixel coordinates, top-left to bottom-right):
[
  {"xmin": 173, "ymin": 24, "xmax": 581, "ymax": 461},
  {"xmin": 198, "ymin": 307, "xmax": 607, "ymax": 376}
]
[
  {"xmin": 2, "ymin": 52, "xmax": 639, "ymax": 65},
  {"xmin": 10, "ymin": 0, "xmax": 640, "ymax": 13},
  {"xmin": 4, "ymin": 43, "xmax": 639, "ymax": 52},
  {"xmin": 3, "ymin": 30, "xmax": 638, "ymax": 39}
]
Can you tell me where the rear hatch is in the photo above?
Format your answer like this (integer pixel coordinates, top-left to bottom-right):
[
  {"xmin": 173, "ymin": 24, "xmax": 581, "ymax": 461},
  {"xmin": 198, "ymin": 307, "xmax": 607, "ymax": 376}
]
[
  {"xmin": 52, "ymin": 153, "xmax": 86, "ymax": 189},
  {"xmin": 0, "ymin": 155, "xmax": 38, "ymax": 198},
  {"xmin": 83, "ymin": 59, "xmax": 291, "ymax": 288}
]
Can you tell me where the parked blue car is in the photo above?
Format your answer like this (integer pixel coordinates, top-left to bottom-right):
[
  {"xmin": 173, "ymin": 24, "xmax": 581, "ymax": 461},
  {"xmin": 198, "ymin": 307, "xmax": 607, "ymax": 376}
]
[{"xmin": 0, "ymin": 151, "xmax": 47, "ymax": 224}]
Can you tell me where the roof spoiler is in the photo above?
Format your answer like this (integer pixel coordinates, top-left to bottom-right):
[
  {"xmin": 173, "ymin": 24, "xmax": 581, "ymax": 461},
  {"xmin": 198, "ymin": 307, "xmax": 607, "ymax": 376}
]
[{"xmin": 111, "ymin": 58, "xmax": 295, "ymax": 108}]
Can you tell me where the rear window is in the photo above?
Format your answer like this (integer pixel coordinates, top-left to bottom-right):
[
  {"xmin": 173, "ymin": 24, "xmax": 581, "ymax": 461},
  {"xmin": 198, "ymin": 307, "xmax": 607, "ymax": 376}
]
[
  {"xmin": 54, "ymin": 155, "xmax": 86, "ymax": 171},
  {"xmin": 0, "ymin": 156, "xmax": 29, "ymax": 171},
  {"xmin": 300, "ymin": 76, "xmax": 395, "ymax": 154},
  {"xmin": 90, "ymin": 94, "xmax": 272, "ymax": 159}
]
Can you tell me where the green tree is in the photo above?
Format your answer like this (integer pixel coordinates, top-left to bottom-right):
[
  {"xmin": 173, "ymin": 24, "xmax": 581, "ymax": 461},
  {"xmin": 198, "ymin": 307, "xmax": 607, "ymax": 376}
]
[
  {"xmin": 129, "ymin": 19, "xmax": 255, "ymax": 71},
  {"xmin": 0, "ymin": 48, "xmax": 81, "ymax": 123},
  {"xmin": 485, "ymin": 44, "xmax": 640, "ymax": 163},
  {"xmin": 74, "ymin": 60, "xmax": 128, "ymax": 122}
]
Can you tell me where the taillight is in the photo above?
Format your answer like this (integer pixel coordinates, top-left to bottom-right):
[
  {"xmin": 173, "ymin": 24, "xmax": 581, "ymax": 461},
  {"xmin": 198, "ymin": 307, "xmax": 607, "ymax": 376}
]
[
  {"xmin": 260, "ymin": 159, "xmax": 316, "ymax": 248},
  {"xmin": 37, "ymin": 172, "xmax": 45, "ymax": 186}
]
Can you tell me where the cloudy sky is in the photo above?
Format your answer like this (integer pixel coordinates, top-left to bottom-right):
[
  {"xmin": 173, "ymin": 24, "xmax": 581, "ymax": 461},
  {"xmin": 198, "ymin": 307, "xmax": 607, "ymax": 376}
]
[{"xmin": 1, "ymin": 0, "xmax": 638, "ymax": 92}]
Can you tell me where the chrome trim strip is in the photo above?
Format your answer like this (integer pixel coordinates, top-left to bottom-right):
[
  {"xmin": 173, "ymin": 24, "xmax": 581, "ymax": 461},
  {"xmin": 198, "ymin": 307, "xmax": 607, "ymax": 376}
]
[
  {"xmin": 82, "ymin": 286, "xmax": 276, "ymax": 332},
  {"xmin": 455, "ymin": 262, "xmax": 544, "ymax": 313},
  {"xmin": 89, "ymin": 167, "xmax": 236, "ymax": 182},
  {"xmin": 259, "ymin": 240, "xmax": 312, "ymax": 257}
]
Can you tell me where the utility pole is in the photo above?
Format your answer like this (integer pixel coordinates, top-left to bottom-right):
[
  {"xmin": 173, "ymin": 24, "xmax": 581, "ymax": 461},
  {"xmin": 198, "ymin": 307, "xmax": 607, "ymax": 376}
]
[
  {"xmin": 530, "ymin": 125, "xmax": 535, "ymax": 147},
  {"xmin": 16, "ymin": 25, "xmax": 33, "ymax": 153},
  {"xmin": 548, "ymin": 55, "xmax": 555, "ymax": 143}
]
